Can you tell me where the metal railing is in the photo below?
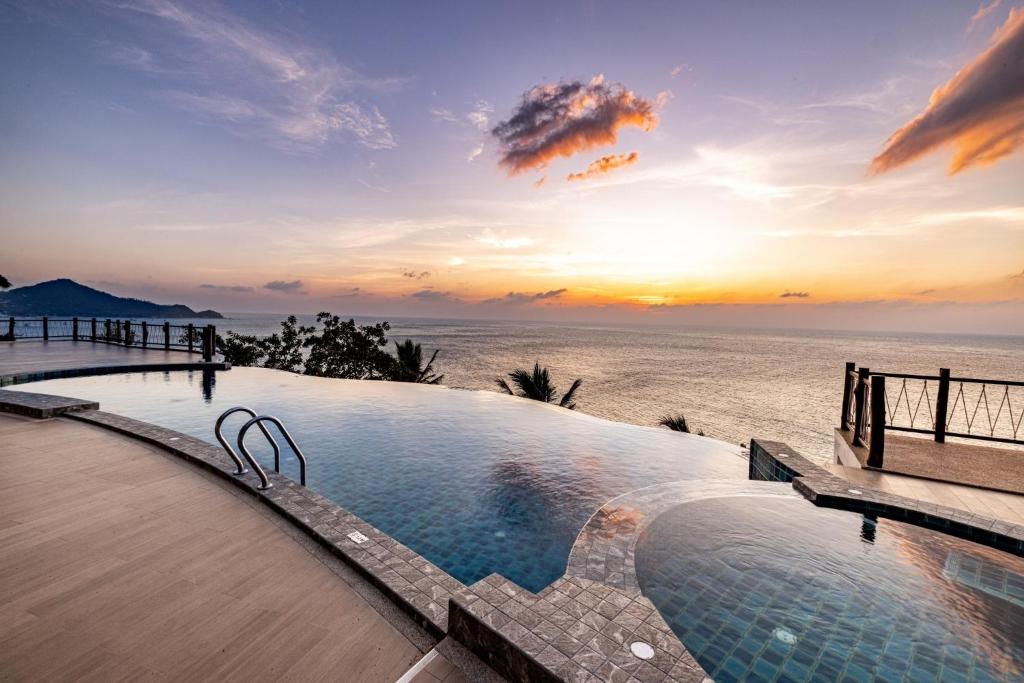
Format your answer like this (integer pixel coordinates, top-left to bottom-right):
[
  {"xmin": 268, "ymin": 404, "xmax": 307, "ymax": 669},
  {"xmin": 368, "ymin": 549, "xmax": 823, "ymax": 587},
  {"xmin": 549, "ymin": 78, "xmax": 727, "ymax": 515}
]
[
  {"xmin": 214, "ymin": 407, "xmax": 308, "ymax": 490},
  {"xmin": 1, "ymin": 316, "xmax": 216, "ymax": 361},
  {"xmin": 840, "ymin": 361, "xmax": 1024, "ymax": 467},
  {"xmin": 214, "ymin": 406, "xmax": 281, "ymax": 475}
]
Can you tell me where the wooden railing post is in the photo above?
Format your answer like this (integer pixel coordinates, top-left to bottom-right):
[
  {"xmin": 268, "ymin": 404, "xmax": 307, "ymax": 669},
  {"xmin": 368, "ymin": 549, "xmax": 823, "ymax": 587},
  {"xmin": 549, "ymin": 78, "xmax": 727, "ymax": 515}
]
[
  {"xmin": 91, "ymin": 318, "xmax": 97, "ymax": 341},
  {"xmin": 187, "ymin": 324, "xmax": 195, "ymax": 353},
  {"xmin": 105, "ymin": 319, "xmax": 111, "ymax": 342},
  {"xmin": 123, "ymin": 320, "xmax": 131, "ymax": 345},
  {"xmin": 163, "ymin": 322, "xmax": 170, "ymax": 351},
  {"xmin": 853, "ymin": 367, "xmax": 870, "ymax": 447},
  {"xmin": 8, "ymin": 317, "xmax": 14, "ymax": 340},
  {"xmin": 72, "ymin": 317, "xmax": 79, "ymax": 341},
  {"xmin": 935, "ymin": 367, "xmax": 950, "ymax": 443},
  {"xmin": 868, "ymin": 375, "xmax": 886, "ymax": 467},
  {"xmin": 42, "ymin": 316, "xmax": 49, "ymax": 340},
  {"xmin": 840, "ymin": 361, "xmax": 855, "ymax": 431},
  {"xmin": 141, "ymin": 321, "xmax": 148, "ymax": 348},
  {"xmin": 202, "ymin": 325, "xmax": 215, "ymax": 362}
]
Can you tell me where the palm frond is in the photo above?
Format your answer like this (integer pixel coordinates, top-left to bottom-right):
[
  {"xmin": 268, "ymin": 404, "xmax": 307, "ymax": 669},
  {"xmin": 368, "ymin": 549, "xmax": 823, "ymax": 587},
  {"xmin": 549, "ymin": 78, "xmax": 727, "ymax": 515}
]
[
  {"xmin": 559, "ymin": 378, "xmax": 583, "ymax": 409},
  {"xmin": 659, "ymin": 413, "xmax": 691, "ymax": 433},
  {"xmin": 496, "ymin": 377, "xmax": 515, "ymax": 394}
]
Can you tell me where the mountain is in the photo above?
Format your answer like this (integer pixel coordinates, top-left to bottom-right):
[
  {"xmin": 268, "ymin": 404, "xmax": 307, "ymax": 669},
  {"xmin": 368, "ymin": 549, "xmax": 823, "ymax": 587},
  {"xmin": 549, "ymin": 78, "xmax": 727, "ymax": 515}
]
[{"xmin": 0, "ymin": 279, "xmax": 223, "ymax": 319}]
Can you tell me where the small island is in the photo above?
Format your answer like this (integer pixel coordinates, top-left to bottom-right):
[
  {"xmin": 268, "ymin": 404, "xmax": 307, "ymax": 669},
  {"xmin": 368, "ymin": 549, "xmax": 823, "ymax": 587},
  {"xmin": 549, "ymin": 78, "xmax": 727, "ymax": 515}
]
[{"xmin": 0, "ymin": 279, "xmax": 223, "ymax": 319}]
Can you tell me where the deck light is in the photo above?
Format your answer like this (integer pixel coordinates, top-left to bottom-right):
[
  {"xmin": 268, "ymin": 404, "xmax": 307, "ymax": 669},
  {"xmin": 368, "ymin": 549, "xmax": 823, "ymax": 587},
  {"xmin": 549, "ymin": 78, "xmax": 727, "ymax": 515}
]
[{"xmin": 630, "ymin": 641, "xmax": 655, "ymax": 659}]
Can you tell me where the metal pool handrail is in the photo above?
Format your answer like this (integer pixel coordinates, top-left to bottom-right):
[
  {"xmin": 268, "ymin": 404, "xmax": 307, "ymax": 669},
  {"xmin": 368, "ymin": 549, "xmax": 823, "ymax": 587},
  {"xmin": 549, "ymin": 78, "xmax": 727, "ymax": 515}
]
[
  {"xmin": 237, "ymin": 415, "xmax": 308, "ymax": 490},
  {"xmin": 214, "ymin": 406, "xmax": 281, "ymax": 475}
]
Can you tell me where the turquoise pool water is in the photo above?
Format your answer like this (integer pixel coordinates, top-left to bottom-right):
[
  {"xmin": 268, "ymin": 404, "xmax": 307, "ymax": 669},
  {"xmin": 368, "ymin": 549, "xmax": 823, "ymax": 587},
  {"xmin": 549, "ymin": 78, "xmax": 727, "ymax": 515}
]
[
  {"xmin": 21, "ymin": 367, "xmax": 746, "ymax": 591},
  {"xmin": 636, "ymin": 496, "xmax": 1024, "ymax": 683}
]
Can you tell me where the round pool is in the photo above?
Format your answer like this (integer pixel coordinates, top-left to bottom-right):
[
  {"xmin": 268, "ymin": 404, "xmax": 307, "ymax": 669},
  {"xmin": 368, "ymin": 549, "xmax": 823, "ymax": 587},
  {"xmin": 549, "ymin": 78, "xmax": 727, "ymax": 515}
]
[{"xmin": 635, "ymin": 496, "xmax": 1024, "ymax": 682}]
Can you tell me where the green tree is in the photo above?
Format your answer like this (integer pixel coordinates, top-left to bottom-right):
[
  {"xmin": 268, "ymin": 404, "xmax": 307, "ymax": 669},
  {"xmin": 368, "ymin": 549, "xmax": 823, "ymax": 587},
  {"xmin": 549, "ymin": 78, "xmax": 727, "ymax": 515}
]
[
  {"xmin": 263, "ymin": 316, "xmax": 312, "ymax": 372},
  {"xmin": 216, "ymin": 316, "xmax": 310, "ymax": 372},
  {"xmin": 302, "ymin": 313, "xmax": 393, "ymax": 379},
  {"xmin": 390, "ymin": 339, "xmax": 443, "ymax": 384},
  {"xmin": 496, "ymin": 363, "xmax": 582, "ymax": 409}
]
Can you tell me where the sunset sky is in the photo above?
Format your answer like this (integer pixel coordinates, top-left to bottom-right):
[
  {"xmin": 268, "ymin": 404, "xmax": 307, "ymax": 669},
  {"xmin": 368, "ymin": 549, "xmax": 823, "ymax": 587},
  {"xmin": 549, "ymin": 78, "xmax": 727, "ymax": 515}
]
[{"xmin": 2, "ymin": 1, "xmax": 1023, "ymax": 333}]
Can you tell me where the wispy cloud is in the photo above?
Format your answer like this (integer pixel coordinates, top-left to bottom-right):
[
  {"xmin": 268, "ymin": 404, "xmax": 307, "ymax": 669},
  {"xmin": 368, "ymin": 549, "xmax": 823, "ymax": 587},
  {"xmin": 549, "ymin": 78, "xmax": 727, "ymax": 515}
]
[
  {"xmin": 264, "ymin": 279, "xmax": 305, "ymax": 293},
  {"xmin": 467, "ymin": 100, "xmax": 493, "ymax": 131},
  {"xmin": 779, "ymin": 291, "xmax": 810, "ymax": 298},
  {"xmin": 871, "ymin": 8, "xmax": 1024, "ymax": 174},
  {"xmin": 410, "ymin": 289, "xmax": 460, "ymax": 303},
  {"xmin": 567, "ymin": 152, "xmax": 639, "ymax": 182},
  {"xmin": 106, "ymin": 44, "xmax": 161, "ymax": 72},
  {"xmin": 968, "ymin": 0, "xmax": 1003, "ymax": 33},
  {"xmin": 117, "ymin": 0, "xmax": 398, "ymax": 152},
  {"xmin": 199, "ymin": 283, "xmax": 254, "ymax": 292},
  {"xmin": 492, "ymin": 75, "xmax": 660, "ymax": 174},
  {"xmin": 482, "ymin": 289, "xmax": 567, "ymax": 305},
  {"xmin": 401, "ymin": 269, "xmax": 431, "ymax": 280},
  {"xmin": 476, "ymin": 229, "xmax": 534, "ymax": 249},
  {"xmin": 669, "ymin": 63, "xmax": 691, "ymax": 78},
  {"xmin": 430, "ymin": 108, "xmax": 459, "ymax": 124}
]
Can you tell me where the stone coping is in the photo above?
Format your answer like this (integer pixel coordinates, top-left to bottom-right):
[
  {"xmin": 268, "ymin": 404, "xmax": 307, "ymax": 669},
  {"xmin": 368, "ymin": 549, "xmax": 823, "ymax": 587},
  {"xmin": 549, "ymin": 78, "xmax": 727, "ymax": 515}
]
[
  {"xmin": 64, "ymin": 409, "xmax": 463, "ymax": 638},
  {"xmin": 450, "ymin": 574, "xmax": 709, "ymax": 683},
  {"xmin": 751, "ymin": 438, "xmax": 1024, "ymax": 555},
  {"xmin": 442, "ymin": 483, "xmax": 799, "ymax": 682},
  {"xmin": 0, "ymin": 361, "xmax": 230, "ymax": 387},
  {"xmin": 0, "ymin": 389, "xmax": 98, "ymax": 418}
]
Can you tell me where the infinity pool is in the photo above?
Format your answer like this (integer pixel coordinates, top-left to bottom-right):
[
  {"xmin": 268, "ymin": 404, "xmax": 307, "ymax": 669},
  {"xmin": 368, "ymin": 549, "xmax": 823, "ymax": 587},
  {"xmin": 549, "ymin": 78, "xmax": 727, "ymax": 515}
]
[
  {"xmin": 636, "ymin": 496, "xmax": 1024, "ymax": 682},
  {"xmin": 22, "ymin": 368, "xmax": 746, "ymax": 591}
]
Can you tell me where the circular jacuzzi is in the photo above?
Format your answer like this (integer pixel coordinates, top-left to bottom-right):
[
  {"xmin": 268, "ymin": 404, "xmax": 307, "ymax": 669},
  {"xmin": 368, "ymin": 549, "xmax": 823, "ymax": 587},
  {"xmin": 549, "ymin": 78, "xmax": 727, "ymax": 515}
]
[{"xmin": 635, "ymin": 496, "xmax": 1024, "ymax": 682}]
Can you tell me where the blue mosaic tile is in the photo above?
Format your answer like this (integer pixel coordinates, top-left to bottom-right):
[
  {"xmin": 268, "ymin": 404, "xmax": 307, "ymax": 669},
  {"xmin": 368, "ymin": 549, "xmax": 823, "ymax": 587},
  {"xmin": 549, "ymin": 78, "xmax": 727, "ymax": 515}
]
[{"xmin": 635, "ymin": 496, "xmax": 1024, "ymax": 682}]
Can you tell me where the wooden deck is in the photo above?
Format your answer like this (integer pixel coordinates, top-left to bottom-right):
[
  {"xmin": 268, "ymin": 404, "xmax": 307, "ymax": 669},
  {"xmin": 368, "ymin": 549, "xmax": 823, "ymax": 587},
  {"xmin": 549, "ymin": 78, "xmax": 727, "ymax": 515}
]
[
  {"xmin": 0, "ymin": 340, "xmax": 207, "ymax": 379},
  {"xmin": 836, "ymin": 427, "xmax": 1024, "ymax": 495},
  {"xmin": 0, "ymin": 414, "xmax": 429, "ymax": 682}
]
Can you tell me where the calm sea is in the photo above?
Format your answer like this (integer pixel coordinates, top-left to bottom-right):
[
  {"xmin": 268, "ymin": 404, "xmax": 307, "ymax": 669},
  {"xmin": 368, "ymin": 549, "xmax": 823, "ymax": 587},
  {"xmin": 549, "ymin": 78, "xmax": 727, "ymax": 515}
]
[{"xmin": 204, "ymin": 313, "xmax": 1024, "ymax": 464}]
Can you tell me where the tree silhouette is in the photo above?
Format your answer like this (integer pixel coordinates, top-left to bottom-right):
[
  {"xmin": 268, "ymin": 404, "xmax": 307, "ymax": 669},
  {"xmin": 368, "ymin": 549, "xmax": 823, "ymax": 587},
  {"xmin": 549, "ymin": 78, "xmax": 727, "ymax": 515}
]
[
  {"xmin": 391, "ymin": 339, "xmax": 443, "ymax": 384},
  {"xmin": 659, "ymin": 413, "xmax": 705, "ymax": 436},
  {"xmin": 497, "ymin": 363, "xmax": 582, "ymax": 409}
]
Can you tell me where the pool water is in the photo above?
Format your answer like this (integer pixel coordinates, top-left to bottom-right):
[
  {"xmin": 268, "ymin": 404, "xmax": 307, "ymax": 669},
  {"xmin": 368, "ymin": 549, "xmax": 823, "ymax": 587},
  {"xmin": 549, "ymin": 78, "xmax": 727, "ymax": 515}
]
[
  {"xmin": 21, "ymin": 368, "xmax": 746, "ymax": 591},
  {"xmin": 636, "ymin": 496, "xmax": 1024, "ymax": 682}
]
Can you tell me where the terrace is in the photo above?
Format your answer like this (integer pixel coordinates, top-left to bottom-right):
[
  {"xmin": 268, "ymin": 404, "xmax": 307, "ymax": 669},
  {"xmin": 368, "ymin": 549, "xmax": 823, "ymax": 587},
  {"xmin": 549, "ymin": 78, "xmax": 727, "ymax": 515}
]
[
  {"xmin": 837, "ymin": 361, "xmax": 1024, "ymax": 506},
  {"xmin": 2, "ymin": 322, "xmax": 1023, "ymax": 682}
]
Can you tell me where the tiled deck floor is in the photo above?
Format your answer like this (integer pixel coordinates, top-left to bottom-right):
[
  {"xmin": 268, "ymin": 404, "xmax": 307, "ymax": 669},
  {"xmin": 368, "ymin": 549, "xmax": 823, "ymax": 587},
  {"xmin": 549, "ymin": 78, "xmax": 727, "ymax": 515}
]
[
  {"xmin": 0, "ymin": 414, "xmax": 430, "ymax": 681},
  {"xmin": 824, "ymin": 461, "xmax": 1024, "ymax": 525},
  {"xmin": 0, "ymin": 340, "xmax": 204, "ymax": 378}
]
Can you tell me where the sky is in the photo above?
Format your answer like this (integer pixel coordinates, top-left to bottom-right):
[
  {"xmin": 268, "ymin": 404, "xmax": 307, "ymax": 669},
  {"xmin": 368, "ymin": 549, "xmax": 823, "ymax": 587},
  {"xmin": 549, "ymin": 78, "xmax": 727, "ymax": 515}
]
[{"xmin": 1, "ymin": 0, "xmax": 1023, "ymax": 334}]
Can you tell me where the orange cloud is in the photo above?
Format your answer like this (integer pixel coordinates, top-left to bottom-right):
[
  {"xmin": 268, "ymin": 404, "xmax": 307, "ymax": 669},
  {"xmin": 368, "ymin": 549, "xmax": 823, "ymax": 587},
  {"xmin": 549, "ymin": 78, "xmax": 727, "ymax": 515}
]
[
  {"xmin": 566, "ymin": 152, "xmax": 639, "ymax": 181},
  {"xmin": 492, "ymin": 75, "xmax": 659, "ymax": 174},
  {"xmin": 871, "ymin": 8, "xmax": 1024, "ymax": 175}
]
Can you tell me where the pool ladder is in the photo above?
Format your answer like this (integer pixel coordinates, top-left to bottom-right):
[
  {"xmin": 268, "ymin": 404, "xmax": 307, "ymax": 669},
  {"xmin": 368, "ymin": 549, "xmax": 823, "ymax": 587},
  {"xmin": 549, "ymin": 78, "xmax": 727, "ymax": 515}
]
[{"xmin": 214, "ymin": 406, "xmax": 307, "ymax": 490}]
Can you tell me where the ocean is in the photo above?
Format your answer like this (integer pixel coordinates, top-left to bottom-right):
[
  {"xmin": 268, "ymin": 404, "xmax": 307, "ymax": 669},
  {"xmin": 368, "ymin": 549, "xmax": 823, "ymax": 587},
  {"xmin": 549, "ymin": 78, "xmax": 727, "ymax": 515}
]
[{"xmin": 205, "ymin": 313, "xmax": 1023, "ymax": 464}]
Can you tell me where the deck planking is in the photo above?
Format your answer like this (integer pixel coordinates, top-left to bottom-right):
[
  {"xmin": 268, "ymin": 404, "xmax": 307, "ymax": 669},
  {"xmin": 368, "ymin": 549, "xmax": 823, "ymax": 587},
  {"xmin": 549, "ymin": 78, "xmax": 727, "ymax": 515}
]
[{"xmin": 0, "ymin": 414, "xmax": 426, "ymax": 682}]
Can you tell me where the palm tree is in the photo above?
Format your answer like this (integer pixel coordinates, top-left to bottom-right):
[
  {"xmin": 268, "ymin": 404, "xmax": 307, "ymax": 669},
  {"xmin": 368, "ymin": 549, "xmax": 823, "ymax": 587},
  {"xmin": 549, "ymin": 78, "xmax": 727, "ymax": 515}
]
[
  {"xmin": 496, "ymin": 363, "xmax": 582, "ymax": 409},
  {"xmin": 659, "ymin": 413, "xmax": 704, "ymax": 436},
  {"xmin": 391, "ymin": 339, "xmax": 443, "ymax": 384}
]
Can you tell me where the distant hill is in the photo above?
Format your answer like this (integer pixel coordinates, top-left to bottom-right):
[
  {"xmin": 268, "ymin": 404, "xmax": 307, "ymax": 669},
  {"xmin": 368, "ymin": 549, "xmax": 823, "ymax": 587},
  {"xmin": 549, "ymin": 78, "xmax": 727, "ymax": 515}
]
[{"xmin": 0, "ymin": 279, "xmax": 223, "ymax": 319}]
